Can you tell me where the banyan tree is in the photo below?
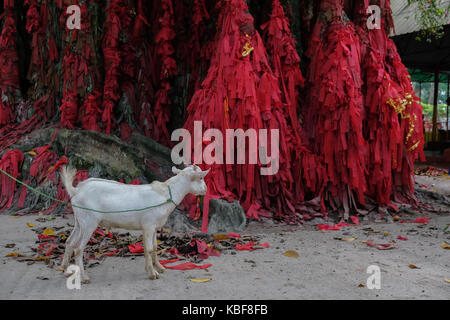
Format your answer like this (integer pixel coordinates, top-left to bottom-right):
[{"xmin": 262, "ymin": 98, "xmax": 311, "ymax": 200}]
[{"xmin": 0, "ymin": 0, "xmax": 425, "ymax": 230}]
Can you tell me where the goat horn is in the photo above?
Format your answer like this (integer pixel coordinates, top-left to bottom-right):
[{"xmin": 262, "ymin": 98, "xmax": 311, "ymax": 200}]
[{"xmin": 172, "ymin": 166, "xmax": 182, "ymax": 175}]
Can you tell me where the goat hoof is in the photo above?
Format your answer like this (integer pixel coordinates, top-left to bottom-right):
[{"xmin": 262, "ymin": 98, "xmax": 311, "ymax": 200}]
[
  {"xmin": 64, "ymin": 269, "xmax": 74, "ymax": 278},
  {"xmin": 154, "ymin": 265, "xmax": 165, "ymax": 273},
  {"xmin": 148, "ymin": 272, "xmax": 160, "ymax": 280}
]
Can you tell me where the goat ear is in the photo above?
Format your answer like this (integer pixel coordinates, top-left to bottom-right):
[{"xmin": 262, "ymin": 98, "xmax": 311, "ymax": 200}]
[{"xmin": 172, "ymin": 166, "xmax": 182, "ymax": 175}]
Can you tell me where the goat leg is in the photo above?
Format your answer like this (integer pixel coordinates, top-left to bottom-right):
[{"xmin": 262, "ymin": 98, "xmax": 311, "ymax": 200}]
[
  {"xmin": 152, "ymin": 230, "xmax": 165, "ymax": 274},
  {"xmin": 143, "ymin": 228, "xmax": 159, "ymax": 280}
]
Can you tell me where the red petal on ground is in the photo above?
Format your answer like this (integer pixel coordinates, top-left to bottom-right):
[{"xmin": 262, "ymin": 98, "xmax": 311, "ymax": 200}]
[
  {"xmin": 159, "ymin": 259, "xmax": 181, "ymax": 265},
  {"xmin": 38, "ymin": 234, "xmax": 56, "ymax": 241},
  {"xmin": 366, "ymin": 240, "xmax": 396, "ymax": 250},
  {"xmin": 167, "ymin": 248, "xmax": 182, "ymax": 256},
  {"xmin": 128, "ymin": 243, "xmax": 144, "ymax": 254},
  {"xmin": 411, "ymin": 217, "xmax": 429, "ymax": 224},
  {"xmin": 400, "ymin": 217, "xmax": 429, "ymax": 224},
  {"xmin": 236, "ymin": 241, "xmax": 255, "ymax": 251},
  {"xmin": 105, "ymin": 249, "xmax": 121, "ymax": 256},
  {"xmin": 335, "ymin": 222, "xmax": 351, "ymax": 228},
  {"xmin": 318, "ymin": 224, "xmax": 340, "ymax": 231},
  {"xmin": 192, "ymin": 239, "xmax": 221, "ymax": 259},
  {"xmin": 163, "ymin": 262, "xmax": 212, "ymax": 270},
  {"xmin": 350, "ymin": 216, "xmax": 360, "ymax": 225},
  {"xmin": 227, "ymin": 232, "xmax": 241, "ymax": 238},
  {"xmin": 45, "ymin": 244, "xmax": 58, "ymax": 256}
]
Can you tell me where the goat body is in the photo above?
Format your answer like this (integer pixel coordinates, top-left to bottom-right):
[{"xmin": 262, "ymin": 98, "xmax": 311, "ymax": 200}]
[{"xmin": 60, "ymin": 165, "xmax": 209, "ymax": 283}]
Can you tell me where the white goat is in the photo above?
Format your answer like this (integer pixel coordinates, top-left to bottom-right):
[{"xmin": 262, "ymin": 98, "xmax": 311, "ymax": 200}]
[{"xmin": 60, "ymin": 165, "xmax": 209, "ymax": 283}]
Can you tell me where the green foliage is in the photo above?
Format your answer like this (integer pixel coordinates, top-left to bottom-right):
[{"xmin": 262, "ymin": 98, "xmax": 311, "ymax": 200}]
[
  {"xmin": 420, "ymin": 101, "xmax": 448, "ymax": 120},
  {"xmin": 407, "ymin": 0, "xmax": 449, "ymax": 40}
]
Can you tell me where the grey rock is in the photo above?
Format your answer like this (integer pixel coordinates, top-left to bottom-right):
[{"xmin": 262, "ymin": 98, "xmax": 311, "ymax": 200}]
[
  {"xmin": 165, "ymin": 199, "xmax": 247, "ymax": 235},
  {"xmin": 6, "ymin": 128, "xmax": 175, "ymax": 184},
  {"xmin": 303, "ymin": 217, "xmax": 326, "ymax": 226},
  {"xmin": 207, "ymin": 199, "xmax": 246, "ymax": 234},
  {"xmin": 164, "ymin": 209, "xmax": 197, "ymax": 233}
]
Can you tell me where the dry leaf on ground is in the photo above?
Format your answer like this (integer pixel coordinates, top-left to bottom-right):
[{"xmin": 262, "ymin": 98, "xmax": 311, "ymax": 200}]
[
  {"xmin": 283, "ymin": 250, "xmax": 299, "ymax": 258},
  {"xmin": 189, "ymin": 278, "xmax": 212, "ymax": 283},
  {"xmin": 441, "ymin": 242, "xmax": 450, "ymax": 250}
]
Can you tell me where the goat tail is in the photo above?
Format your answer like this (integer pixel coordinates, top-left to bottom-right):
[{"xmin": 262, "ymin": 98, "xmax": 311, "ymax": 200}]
[{"xmin": 61, "ymin": 166, "xmax": 77, "ymax": 198}]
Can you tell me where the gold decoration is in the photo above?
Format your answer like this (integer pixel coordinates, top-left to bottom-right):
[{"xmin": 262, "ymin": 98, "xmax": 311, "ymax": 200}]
[
  {"xmin": 386, "ymin": 92, "xmax": 421, "ymax": 149},
  {"xmin": 408, "ymin": 141, "xmax": 420, "ymax": 152},
  {"xmin": 242, "ymin": 41, "xmax": 254, "ymax": 57},
  {"xmin": 405, "ymin": 114, "xmax": 417, "ymax": 143}
]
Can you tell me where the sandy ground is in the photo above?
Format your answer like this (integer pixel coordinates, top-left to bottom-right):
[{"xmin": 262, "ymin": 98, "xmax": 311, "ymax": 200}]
[{"xmin": 0, "ymin": 177, "xmax": 449, "ymax": 300}]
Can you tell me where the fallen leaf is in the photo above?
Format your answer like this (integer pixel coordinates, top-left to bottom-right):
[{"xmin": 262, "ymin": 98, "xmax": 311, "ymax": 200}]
[
  {"xmin": 214, "ymin": 234, "xmax": 230, "ymax": 241},
  {"xmin": 409, "ymin": 264, "xmax": 420, "ymax": 269},
  {"xmin": 445, "ymin": 278, "xmax": 450, "ymax": 284},
  {"xmin": 5, "ymin": 252, "xmax": 20, "ymax": 257},
  {"xmin": 393, "ymin": 215, "xmax": 400, "ymax": 221},
  {"xmin": 189, "ymin": 278, "xmax": 212, "ymax": 283},
  {"xmin": 397, "ymin": 236, "xmax": 408, "ymax": 241},
  {"xmin": 341, "ymin": 238, "xmax": 356, "ymax": 242},
  {"xmin": 27, "ymin": 151, "xmax": 37, "ymax": 156},
  {"xmin": 442, "ymin": 242, "xmax": 450, "ymax": 250},
  {"xmin": 358, "ymin": 283, "xmax": 365, "ymax": 288},
  {"xmin": 383, "ymin": 232, "xmax": 390, "ymax": 236},
  {"xmin": 26, "ymin": 223, "xmax": 36, "ymax": 228},
  {"xmin": 34, "ymin": 256, "xmax": 50, "ymax": 261},
  {"xmin": 5, "ymin": 244, "xmax": 15, "ymax": 248},
  {"xmin": 43, "ymin": 228, "xmax": 55, "ymax": 236},
  {"xmin": 283, "ymin": 250, "xmax": 299, "ymax": 258},
  {"xmin": 55, "ymin": 268, "xmax": 64, "ymax": 272}
]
